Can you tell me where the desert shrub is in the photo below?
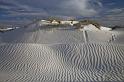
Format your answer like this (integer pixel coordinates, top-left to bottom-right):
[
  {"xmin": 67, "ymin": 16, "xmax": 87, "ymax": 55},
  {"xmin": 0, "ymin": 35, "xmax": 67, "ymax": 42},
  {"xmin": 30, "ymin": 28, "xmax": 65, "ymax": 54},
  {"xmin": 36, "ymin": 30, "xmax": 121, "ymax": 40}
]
[
  {"xmin": 73, "ymin": 19, "xmax": 101, "ymax": 29},
  {"xmin": 46, "ymin": 16, "xmax": 61, "ymax": 23},
  {"xmin": 110, "ymin": 25, "xmax": 124, "ymax": 30},
  {"xmin": 79, "ymin": 20, "xmax": 100, "ymax": 29},
  {"xmin": 73, "ymin": 23, "xmax": 81, "ymax": 29}
]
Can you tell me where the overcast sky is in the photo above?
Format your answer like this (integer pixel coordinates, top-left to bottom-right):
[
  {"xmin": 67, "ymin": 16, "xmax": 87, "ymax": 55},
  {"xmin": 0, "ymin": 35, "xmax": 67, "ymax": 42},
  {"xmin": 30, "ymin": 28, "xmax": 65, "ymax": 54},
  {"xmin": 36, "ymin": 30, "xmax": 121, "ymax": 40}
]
[{"xmin": 0, "ymin": 0, "xmax": 124, "ymax": 26}]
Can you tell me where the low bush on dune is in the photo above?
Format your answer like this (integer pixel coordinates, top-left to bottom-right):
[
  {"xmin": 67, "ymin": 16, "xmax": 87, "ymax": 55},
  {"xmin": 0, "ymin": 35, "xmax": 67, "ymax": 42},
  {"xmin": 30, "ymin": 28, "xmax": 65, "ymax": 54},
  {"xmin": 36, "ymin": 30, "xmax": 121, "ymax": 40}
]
[
  {"xmin": 110, "ymin": 25, "xmax": 124, "ymax": 30},
  {"xmin": 45, "ymin": 23, "xmax": 70, "ymax": 28},
  {"xmin": 74, "ymin": 20, "xmax": 101, "ymax": 29},
  {"xmin": 73, "ymin": 23, "xmax": 82, "ymax": 29},
  {"xmin": 46, "ymin": 17, "xmax": 61, "ymax": 23}
]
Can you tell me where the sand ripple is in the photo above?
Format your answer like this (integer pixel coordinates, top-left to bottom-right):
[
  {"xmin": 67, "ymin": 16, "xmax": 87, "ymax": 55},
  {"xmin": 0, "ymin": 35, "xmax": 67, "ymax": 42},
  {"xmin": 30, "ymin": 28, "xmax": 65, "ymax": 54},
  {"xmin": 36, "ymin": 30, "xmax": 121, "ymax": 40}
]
[{"xmin": 0, "ymin": 43, "xmax": 124, "ymax": 82}]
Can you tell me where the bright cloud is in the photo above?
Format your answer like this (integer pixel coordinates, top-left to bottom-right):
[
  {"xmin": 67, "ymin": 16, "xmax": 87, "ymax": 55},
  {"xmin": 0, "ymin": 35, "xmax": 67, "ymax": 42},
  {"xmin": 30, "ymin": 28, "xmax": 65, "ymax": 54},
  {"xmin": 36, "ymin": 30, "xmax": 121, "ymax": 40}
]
[{"xmin": 58, "ymin": 0, "xmax": 102, "ymax": 16}]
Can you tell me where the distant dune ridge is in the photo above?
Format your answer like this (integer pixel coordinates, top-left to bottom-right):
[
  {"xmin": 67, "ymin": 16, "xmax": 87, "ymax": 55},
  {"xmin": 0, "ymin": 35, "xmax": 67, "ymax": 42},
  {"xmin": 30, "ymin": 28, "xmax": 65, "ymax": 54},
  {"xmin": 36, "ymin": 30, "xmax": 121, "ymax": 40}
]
[
  {"xmin": 0, "ymin": 19, "xmax": 113, "ymax": 33},
  {"xmin": 36, "ymin": 19, "xmax": 112, "ymax": 31},
  {"xmin": 0, "ymin": 21, "xmax": 124, "ymax": 82}
]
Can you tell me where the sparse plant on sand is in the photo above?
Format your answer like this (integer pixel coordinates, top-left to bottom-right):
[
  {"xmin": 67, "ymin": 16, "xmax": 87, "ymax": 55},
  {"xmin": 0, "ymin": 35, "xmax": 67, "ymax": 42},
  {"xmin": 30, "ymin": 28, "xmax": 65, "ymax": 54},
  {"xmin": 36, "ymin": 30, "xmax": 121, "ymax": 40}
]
[
  {"xmin": 46, "ymin": 16, "xmax": 61, "ymax": 23},
  {"xmin": 74, "ymin": 19, "xmax": 101, "ymax": 29}
]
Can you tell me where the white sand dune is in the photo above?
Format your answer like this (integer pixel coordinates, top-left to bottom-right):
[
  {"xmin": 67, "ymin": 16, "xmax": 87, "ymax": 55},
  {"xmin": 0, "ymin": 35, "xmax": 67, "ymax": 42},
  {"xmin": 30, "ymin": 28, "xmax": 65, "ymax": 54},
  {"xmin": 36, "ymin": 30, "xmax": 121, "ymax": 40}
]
[{"xmin": 0, "ymin": 25, "xmax": 124, "ymax": 82}]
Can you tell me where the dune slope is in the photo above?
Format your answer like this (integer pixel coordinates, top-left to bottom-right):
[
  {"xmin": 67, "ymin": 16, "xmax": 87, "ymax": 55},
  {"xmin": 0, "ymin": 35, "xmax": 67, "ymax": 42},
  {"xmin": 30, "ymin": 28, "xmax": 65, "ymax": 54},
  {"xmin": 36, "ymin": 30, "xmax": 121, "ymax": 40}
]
[{"xmin": 0, "ymin": 26, "xmax": 124, "ymax": 82}]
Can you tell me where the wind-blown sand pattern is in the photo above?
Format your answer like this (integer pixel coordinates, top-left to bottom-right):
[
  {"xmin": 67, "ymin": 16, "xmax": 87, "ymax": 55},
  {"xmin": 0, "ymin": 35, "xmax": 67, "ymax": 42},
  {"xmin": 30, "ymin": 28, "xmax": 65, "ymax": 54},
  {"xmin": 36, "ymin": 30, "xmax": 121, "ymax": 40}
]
[{"xmin": 0, "ymin": 25, "xmax": 124, "ymax": 82}]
